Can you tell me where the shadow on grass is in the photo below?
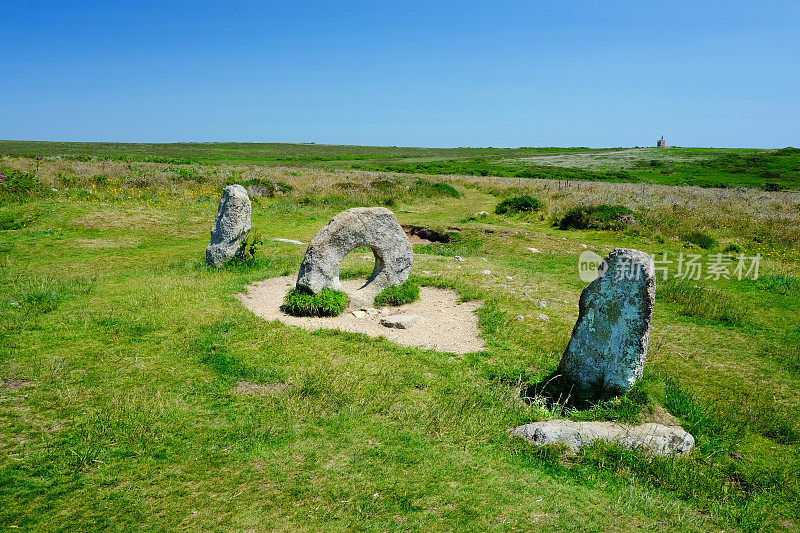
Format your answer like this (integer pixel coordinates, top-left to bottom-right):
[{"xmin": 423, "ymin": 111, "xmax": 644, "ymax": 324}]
[{"xmin": 521, "ymin": 370, "xmax": 628, "ymax": 411}]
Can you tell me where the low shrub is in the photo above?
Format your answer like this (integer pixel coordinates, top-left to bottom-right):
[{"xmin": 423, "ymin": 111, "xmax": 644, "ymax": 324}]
[
  {"xmin": 722, "ymin": 243, "xmax": 743, "ymax": 254},
  {"xmin": 281, "ymin": 287, "xmax": 348, "ymax": 317},
  {"xmin": 0, "ymin": 169, "xmax": 44, "ymax": 203},
  {"xmin": 656, "ymin": 278, "xmax": 746, "ymax": 325},
  {"xmin": 57, "ymin": 172, "xmax": 79, "ymax": 186},
  {"xmin": 558, "ymin": 205, "xmax": 638, "ymax": 230},
  {"xmin": 233, "ymin": 231, "xmax": 263, "ymax": 264},
  {"xmin": 167, "ymin": 167, "xmax": 202, "ymax": 181},
  {"xmin": 241, "ymin": 178, "xmax": 293, "ymax": 196},
  {"xmin": 374, "ymin": 280, "xmax": 420, "ymax": 307},
  {"xmin": 684, "ymin": 231, "xmax": 717, "ymax": 250},
  {"xmin": 494, "ymin": 195, "xmax": 544, "ymax": 215}
]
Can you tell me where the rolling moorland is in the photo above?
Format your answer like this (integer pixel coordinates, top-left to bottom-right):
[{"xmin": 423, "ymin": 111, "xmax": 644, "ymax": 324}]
[
  {"xmin": 1, "ymin": 140, "xmax": 800, "ymax": 190},
  {"xmin": 1, "ymin": 142, "xmax": 799, "ymax": 531}
]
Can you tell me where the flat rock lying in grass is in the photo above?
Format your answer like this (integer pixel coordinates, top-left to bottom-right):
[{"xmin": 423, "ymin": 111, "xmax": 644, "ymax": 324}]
[
  {"xmin": 206, "ymin": 184, "xmax": 251, "ymax": 267},
  {"xmin": 558, "ymin": 248, "xmax": 655, "ymax": 396},
  {"xmin": 510, "ymin": 420, "xmax": 694, "ymax": 456},
  {"xmin": 296, "ymin": 207, "xmax": 412, "ymax": 307},
  {"xmin": 237, "ymin": 276, "xmax": 483, "ymax": 354}
]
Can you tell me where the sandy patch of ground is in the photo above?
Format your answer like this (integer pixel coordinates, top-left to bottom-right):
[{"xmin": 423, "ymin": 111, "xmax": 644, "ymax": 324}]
[
  {"xmin": 237, "ymin": 276, "xmax": 485, "ymax": 354},
  {"xmin": 1, "ymin": 379, "xmax": 31, "ymax": 391}
]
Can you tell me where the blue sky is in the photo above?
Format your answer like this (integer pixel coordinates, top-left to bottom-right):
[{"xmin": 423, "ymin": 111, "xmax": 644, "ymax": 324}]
[{"xmin": 2, "ymin": 1, "xmax": 798, "ymax": 147}]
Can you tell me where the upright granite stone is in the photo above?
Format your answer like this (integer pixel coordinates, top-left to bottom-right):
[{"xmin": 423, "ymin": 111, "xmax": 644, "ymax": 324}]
[
  {"xmin": 206, "ymin": 185, "xmax": 251, "ymax": 267},
  {"xmin": 558, "ymin": 248, "xmax": 655, "ymax": 395},
  {"xmin": 296, "ymin": 207, "xmax": 412, "ymax": 306}
]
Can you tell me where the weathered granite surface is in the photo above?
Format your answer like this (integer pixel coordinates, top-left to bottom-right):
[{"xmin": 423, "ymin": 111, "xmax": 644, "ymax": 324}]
[
  {"xmin": 558, "ymin": 248, "xmax": 655, "ymax": 395},
  {"xmin": 296, "ymin": 207, "xmax": 412, "ymax": 307},
  {"xmin": 511, "ymin": 420, "xmax": 694, "ymax": 456},
  {"xmin": 206, "ymin": 185, "xmax": 251, "ymax": 267}
]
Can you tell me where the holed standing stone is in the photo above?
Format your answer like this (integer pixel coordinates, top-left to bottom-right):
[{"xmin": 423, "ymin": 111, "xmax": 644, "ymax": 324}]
[
  {"xmin": 558, "ymin": 248, "xmax": 655, "ymax": 395},
  {"xmin": 296, "ymin": 207, "xmax": 412, "ymax": 307},
  {"xmin": 206, "ymin": 184, "xmax": 251, "ymax": 267}
]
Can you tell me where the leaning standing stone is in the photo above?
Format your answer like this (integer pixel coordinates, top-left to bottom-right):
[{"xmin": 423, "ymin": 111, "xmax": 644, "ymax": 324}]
[
  {"xmin": 206, "ymin": 185, "xmax": 252, "ymax": 267},
  {"xmin": 558, "ymin": 248, "xmax": 655, "ymax": 396}
]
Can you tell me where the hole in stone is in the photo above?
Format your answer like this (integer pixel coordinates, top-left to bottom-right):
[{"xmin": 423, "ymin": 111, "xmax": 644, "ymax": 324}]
[{"xmin": 339, "ymin": 245, "xmax": 383, "ymax": 297}]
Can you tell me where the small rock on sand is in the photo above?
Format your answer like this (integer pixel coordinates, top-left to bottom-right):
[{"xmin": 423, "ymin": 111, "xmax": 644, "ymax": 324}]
[{"xmin": 380, "ymin": 314, "xmax": 423, "ymax": 329}]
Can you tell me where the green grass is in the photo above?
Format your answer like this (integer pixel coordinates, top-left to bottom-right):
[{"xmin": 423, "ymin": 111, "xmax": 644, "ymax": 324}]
[
  {"xmin": 0, "ymin": 149, "xmax": 799, "ymax": 531},
  {"xmin": 748, "ymin": 273, "xmax": 799, "ymax": 295},
  {"xmin": 281, "ymin": 287, "xmax": 349, "ymax": 317},
  {"xmin": 373, "ymin": 280, "xmax": 420, "ymax": 307},
  {"xmin": 656, "ymin": 278, "xmax": 747, "ymax": 325}
]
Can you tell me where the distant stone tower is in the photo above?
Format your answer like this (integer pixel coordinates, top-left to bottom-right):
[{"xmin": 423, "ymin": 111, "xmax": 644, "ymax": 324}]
[{"xmin": 657, "ymin": 135, "xmax": 666, "ymax": 148}]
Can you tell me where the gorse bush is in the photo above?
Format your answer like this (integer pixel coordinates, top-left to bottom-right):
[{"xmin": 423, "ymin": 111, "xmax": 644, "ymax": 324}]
[
  {"xmin": 373, "ymin": 280, "xmax": 420, "ymax": 307},
  {"xmin": 242, "ymin": 178, "xmax": 293, "ymax": 196},
  {"xmin": 281, "ymin": 287, "xmax": 349, "ymax": 317},
  {"xmin": 0, "ymin": 168, "xmax": 43, "ymax": 203},
  {"xmin": 166, "ymin": 166, "xmax": 202, "ymax": 182},
  {"xmin": 494, "ymin": 195, "xmax": 544, "ymax": 215},
  {"xmin": 656, "ymin": 278, "xmax": 746, "ymax": 325},
  {"xmin": 723, "ymin": 243, "xmax": 743, "ymax": 253},
  {"xmin": 558, "ymin": 205, "xmax": 638, "ymax": 230},
  {"xmin": 684, "ymin": 231, "xmax": 717, "ymax": 250}
]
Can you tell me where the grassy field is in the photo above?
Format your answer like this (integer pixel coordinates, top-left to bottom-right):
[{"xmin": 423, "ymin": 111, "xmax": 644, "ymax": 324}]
[
  {"xmin": 2, "ymin": 140, "xmax": 800, "ymax": 190},
  {"xmin": 1, "ymin": 149, "xmax": 799, "ymax": 531}
]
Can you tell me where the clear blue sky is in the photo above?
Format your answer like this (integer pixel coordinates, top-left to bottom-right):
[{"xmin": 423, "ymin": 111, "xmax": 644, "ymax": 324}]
[{"xmin": 2, "ymin": 1, "xmax": 798, "ymax": 148}]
